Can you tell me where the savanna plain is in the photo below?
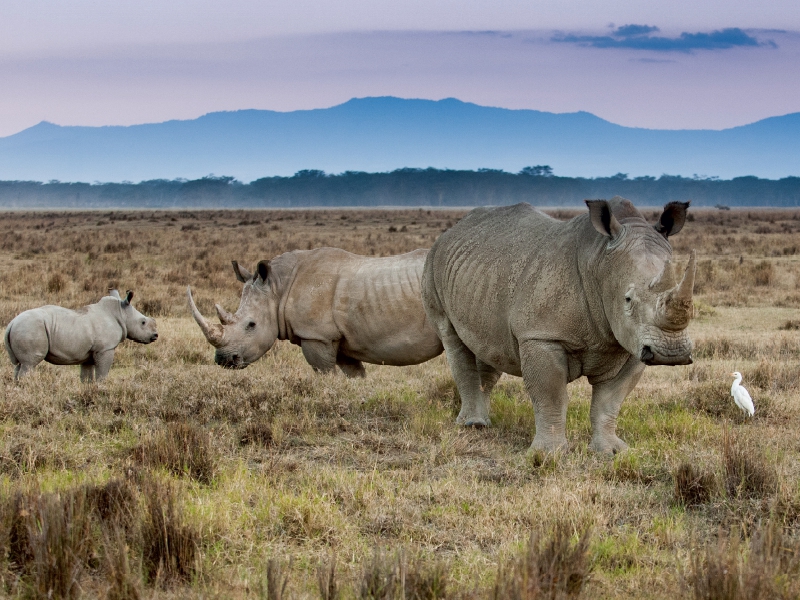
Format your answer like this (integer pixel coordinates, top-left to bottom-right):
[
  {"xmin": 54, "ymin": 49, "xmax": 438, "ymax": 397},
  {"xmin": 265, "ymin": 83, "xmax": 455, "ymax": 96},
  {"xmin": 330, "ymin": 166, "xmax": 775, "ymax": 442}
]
[{"xmin": 0, "ymin": 207, "xmax": 799, "ymax": 599}]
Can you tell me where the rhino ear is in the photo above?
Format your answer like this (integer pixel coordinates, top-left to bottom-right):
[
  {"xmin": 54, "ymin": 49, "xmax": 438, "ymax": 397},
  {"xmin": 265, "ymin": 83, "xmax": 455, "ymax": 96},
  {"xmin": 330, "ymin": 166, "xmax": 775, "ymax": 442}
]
[
  {"xmin": 654, "ymin": 201, "xmax": 690, "ymax": 238},
  {"xmin": 232, "ymin": 261, "xmax": 253, "ymax": 283},
  {"xmin": 121, "ymin": 290, "xmax": 133, "ymax": 307},
  {"xmin": 256, "ymin": 260, "xmax": 272, "ymax": 287},
  {"xmin": 586, "ymin": 199, "xmax": 623, "ymax": 239},
  {"xmin": 108, "ymin": 289, "xmax": 121, "ymax": 300}
]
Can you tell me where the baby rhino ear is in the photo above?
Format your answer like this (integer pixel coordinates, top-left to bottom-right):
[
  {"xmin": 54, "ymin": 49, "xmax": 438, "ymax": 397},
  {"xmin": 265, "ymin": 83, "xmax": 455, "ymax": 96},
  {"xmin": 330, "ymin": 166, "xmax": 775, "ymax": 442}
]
[
  {"xmin": 108, "ymin": 289, "xmax": 121, "ymax": 300},
  {"xmin": 121, "ymin": 290, "xmax": 134, "ymax": 307}
]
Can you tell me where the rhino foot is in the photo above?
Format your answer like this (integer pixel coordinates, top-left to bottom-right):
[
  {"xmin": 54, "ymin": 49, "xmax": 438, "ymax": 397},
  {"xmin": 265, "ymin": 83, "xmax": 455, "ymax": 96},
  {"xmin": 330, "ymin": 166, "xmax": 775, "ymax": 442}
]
[
  {"xmin": 589, "ymin": 435, "xmax": 629, "ymax": 455},
  {"xmin": 529, "ymin": 434, "xmax": 569, "ymax": 454},
  {"xmin": 456, "ymin": 409, "xmax": 490, "ymax": 428}
]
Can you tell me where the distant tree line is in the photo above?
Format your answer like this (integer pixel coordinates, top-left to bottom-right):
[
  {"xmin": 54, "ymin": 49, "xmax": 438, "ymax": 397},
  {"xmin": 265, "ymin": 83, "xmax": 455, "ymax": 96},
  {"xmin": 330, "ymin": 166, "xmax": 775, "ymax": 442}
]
[{"xmin": 1, "ymin": 168, "xmax": 799, "ymax": 209}]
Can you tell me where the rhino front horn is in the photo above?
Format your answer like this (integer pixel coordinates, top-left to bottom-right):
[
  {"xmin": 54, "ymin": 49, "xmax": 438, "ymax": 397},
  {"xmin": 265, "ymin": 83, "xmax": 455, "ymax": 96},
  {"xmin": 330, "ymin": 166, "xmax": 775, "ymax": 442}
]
[
  {"xmin": 658, "ymin": 250, "xmax": 696, "ymax": 330},
  {"xmin": 187, "ymin": 286, "xmax": 224, "ymax": 347},
  {"xmin": 673, "ymin": 249, "xmax": 696, "ymax": 303}
]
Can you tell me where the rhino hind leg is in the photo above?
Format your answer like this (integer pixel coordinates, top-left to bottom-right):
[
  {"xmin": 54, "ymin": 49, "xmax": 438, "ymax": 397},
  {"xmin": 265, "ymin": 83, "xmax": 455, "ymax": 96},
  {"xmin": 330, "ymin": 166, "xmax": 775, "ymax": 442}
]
[
  {"xmin": 437, "ymin": 324, "xmax": 491, "ymax": 427},
  {"xmin": 80, "ymin": 362, "xmax": 96, "ymax": 383},
  {"xmin": 589, "ymin": 355, "xmax": 646, "ymax": 455},
  {"xmin": 336, "ymin": 353, "xmax": 366, "ymax": 378},
  {"xmin": 477, "ymin": 359, "xmax": 501, "ymax": 396},
  {"xmin": 15, "ymin": 362, "xmax": 37, "ymax": 380},
  {"xmin": 519, "ymin": 340, "xmax": 570, "ymax": 453},
  {"xmin": 301, "ymin": 339, "xmax": 338, "ymax": 374}
]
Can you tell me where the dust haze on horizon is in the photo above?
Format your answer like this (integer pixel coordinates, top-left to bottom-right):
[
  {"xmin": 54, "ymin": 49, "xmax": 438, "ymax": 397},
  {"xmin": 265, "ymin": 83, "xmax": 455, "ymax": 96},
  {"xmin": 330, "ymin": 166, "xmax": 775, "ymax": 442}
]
[{"xmin": 1, "ymin": 0, "xmax": 799, "ymax": 136}]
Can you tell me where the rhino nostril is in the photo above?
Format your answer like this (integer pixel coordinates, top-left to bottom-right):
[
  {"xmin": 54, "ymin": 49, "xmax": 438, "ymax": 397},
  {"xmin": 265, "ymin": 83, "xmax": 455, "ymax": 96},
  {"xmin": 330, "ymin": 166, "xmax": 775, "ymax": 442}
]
[{"xmin": 640, "ymin": 346, "xmax": 655, "ymax": 363}]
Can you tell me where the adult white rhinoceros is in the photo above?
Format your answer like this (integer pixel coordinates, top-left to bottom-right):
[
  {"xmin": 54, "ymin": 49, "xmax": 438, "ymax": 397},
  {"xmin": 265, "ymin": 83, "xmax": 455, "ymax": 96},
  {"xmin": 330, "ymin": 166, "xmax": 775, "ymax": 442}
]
[
  {"xmin": 422, "ymin": 197, "xmax": 696, "ymax": 454},
  {"xmin": 188, "ymin": 248, "xmax": 444, "ymax": 375},
  {"xmin": 4, "ymin": 289, "xmax": 158, "ymax": 381}
]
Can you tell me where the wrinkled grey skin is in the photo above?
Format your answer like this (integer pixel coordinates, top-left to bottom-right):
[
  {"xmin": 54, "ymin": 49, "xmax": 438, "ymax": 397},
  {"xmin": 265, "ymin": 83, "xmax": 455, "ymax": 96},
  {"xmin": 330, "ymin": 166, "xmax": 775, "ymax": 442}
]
[
  {"xmin": 188, "ymin": 248, "xmax": 444, "ymax": 375},
  {"xmin": 4, "ymin": 289, "xmax": 158, "ymax": 381},
  {"xmin": 422, "ymin": 197, "xmax": 696, "ymax": 454}
]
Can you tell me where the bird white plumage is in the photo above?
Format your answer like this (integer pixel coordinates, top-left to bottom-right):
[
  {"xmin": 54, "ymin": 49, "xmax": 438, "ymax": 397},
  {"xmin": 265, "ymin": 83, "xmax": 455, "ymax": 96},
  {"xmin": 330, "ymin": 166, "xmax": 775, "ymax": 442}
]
[{"xmin": 730, "ymin": 371, "xmax": 755, "ymax": 417}]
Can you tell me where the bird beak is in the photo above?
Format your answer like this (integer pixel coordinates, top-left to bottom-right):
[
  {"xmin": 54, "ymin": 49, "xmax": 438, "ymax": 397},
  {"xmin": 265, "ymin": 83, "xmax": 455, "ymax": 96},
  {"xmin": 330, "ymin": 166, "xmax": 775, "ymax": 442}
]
[{"xmin": 729, "ymin": 372, "xmax": 735, "ymax": 376}]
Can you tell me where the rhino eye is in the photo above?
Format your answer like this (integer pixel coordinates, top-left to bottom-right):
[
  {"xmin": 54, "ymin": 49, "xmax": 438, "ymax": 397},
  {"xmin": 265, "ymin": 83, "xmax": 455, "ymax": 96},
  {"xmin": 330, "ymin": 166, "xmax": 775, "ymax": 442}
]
[
  {"xmin": 141, "ymin": 319, "xmax": 146, "ymax": 325},
  {"xmin": 246, "ymin": 321, "xmax": 256, "ymax": 330}
]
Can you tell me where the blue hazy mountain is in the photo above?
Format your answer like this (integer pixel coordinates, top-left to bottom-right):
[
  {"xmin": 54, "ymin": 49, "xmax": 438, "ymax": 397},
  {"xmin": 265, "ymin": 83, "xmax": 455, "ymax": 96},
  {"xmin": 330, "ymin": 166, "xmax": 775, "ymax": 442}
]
[{"xmin": 1, "ymin": 97, "xmax": 798, "ymax": 182}]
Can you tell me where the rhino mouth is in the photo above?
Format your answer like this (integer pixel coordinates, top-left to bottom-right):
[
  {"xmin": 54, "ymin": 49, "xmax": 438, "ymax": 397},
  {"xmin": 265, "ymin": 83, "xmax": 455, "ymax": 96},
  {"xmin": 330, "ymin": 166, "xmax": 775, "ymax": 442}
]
[
  {"xmin": 640, "ymin": 346, "xmax": 693, "ymax": 366},
  {"xmin": 214, "ymin": 352, "xmax": 248, "ymax": 369},
  {"xmin": 639, "ymin": 328, "xmax": 693, "ymax": 366}
]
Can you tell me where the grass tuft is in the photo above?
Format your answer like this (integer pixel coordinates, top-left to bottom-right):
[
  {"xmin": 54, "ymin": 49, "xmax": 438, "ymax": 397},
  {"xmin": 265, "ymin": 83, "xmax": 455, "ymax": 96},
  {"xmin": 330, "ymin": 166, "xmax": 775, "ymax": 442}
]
[
  {"xmin": 493, "ymin": 519, "xmax": 592, "ymax": 599},
  {"xmin": 259, "ymin": 557, "xmax": 291, "ymax": 600},
  {"xmin": 133, "ymin": 422, "xmax": 216, "ymax": 484},
  {"xmin": 317, "ymin": 553, "xmax": 340, "ymax": 600},
  {"xmin": 674, "ymin": 463, "xmax": 716, "ymax": 507},
  {"xmin": 722, "ymin": 432, "xmax": 777, "ymax": 500},
  {"xmin": 141, "ymin": 478, "xmax": 198, "ymax": 585}
]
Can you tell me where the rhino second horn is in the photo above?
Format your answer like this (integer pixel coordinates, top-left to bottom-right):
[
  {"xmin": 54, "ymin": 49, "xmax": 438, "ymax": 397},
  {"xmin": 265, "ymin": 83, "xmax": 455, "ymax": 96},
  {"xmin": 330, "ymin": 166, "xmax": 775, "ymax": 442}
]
[
  {"xmin": 187, "ymin": 286, "xmax": 224, "ymax": 347},
  {"xmin": 649, "ymin": 259, "xmax": 676, "ymax": 290},
  {"xmin": 215, "ymin": 304, "xmax": 235, "ymax": 325}
]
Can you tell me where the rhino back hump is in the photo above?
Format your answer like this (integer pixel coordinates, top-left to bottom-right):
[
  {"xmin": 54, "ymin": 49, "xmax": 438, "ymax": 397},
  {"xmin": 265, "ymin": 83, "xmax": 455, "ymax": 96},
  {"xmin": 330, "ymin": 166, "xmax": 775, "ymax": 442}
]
[{"xmin": 429, "ymin": 204, "xmax": 594, "ymax": 372}]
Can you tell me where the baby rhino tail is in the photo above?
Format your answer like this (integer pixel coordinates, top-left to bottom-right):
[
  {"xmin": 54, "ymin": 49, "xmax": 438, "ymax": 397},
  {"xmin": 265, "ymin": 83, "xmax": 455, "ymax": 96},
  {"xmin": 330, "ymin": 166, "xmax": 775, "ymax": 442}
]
[{"xmin": 4, "ymin": 322, "xmax": 19, "ymax": 366}]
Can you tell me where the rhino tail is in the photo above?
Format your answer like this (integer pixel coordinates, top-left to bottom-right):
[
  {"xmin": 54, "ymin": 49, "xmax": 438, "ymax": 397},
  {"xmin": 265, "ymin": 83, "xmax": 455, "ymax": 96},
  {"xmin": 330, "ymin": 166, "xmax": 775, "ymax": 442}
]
[{"xmin": 4, "ymin": 322, "xmax": 19, "ymax": 366}]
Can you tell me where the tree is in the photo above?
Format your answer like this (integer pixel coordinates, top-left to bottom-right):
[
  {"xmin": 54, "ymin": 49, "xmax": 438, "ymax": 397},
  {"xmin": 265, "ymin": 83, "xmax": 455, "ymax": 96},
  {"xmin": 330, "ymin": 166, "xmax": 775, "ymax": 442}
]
[{"xmin": 519, "ymin": 165, "xmax": 553, "ymax": 177}]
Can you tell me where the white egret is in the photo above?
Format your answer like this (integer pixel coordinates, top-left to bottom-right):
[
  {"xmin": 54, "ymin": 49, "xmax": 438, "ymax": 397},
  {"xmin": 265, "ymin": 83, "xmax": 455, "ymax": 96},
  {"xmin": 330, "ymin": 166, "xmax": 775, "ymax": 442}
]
[{"xmin": 730, "ymin": 372, "xmax": 755, "ymax": 417}]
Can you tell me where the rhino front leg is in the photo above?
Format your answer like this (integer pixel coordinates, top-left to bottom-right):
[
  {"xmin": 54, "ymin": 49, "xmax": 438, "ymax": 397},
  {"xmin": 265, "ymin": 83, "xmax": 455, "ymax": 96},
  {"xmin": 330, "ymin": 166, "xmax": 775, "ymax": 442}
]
[
  {"xmin": 589, "ymin": 355, "xmax": 646, "ymax": 454},
  {"xmin": 93, "ymin": 350, "xmax": 116, "ymax": 381},
  {"xmin": 519, "ymin": 340, "xmax": 570, "ymax": 453},
  {"xmin": 80, "ymin": 362, "xmax": 95, "ymax": 383},
  {"xmin": 301, "ymin": 339, "xmax": 338, "ymax": 374},
  {"xmin": 438, "ymin": 323, "xmax": 490, "ymax": 427}
]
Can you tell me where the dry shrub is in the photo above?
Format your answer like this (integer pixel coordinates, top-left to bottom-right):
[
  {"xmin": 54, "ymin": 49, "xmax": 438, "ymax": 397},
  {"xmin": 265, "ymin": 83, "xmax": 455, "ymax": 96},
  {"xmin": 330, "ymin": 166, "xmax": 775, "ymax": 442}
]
[
  {"xmin": 260, "ymin": 557, "xmax": 291, "ymax": 600},
  {"xmin": 47, "ymin": 272, "xmax": 66, "ymax": 293},
  {"xmin": 240, "ymin": 419, "xmax": 274, "ymax": 448},
  {"xmin": 133, "ymin": 422, "xmax": 216, "ymax": 484},
  {"xmin": 748, "ymin": 260, "xmax": 774, "ymax": 287},
  {"xmin": 778, "ymin": 319, "xmax": 800, "ymax": 331},
  {"xmin": 317, "ymin": 553, "xmax": 340, "ymax": 600},
  {"xmin": 723, "ymin": 432, "xmax": 777, "ymax": 500},
  {"xmin": 688, "ymin": 524, "xmax": 800, "ymax": 600},
  {"xmin": 2, "ymin": 489, "xmax": 94, "ymax": 599},
  {"xmin": 141, "ymin": 478, "xmax": 198, "ymax": 585},
  {"xmin": 744, "ymin": 360, "xmax": 800, "ymax": 394},
  {"xmin": 674, "ymin": 463, "xmax": 716, "ymax": 507},
  {"xmin": 359, "ymin": 550, "xmax": 399, "ymax": 600},
  {"xmin": 493, "ymin": 519, "xmax": 592, "ymax": 599},
  {"xmin": 138, "ymin": 298, "xmax": 166, "ymax": 317},
  {"xmin": 405, "ymin": 558, "xmax": 449, "ymax": 600},
  {"xmin": 690, "ymin": 381, "xmax": 733, "ymax": 417},
  {"xmin": 84, "ymin": 478, "xmax": 139, "ymax": 532}
]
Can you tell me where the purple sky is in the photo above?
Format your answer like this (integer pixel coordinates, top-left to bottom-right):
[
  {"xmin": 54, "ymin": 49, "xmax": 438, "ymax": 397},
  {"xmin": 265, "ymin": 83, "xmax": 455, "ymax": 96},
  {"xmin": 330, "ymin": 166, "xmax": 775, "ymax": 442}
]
[{"xmin": 1, "ymin": 1, "xmax": 798, "ymax": 136}]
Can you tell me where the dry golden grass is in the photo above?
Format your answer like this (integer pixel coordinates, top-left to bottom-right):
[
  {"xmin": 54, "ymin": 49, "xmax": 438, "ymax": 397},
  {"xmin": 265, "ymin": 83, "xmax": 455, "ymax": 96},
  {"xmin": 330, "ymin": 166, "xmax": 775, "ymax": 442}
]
[{"xmin": 0, "ymin": 207, "xmax": 799, "ymax": 598}]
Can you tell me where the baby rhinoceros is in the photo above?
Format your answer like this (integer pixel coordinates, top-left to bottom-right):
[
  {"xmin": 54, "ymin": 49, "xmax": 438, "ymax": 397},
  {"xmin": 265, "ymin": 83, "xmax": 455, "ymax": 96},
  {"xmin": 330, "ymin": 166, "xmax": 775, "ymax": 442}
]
[{"xmin": 4, "ymin": 289, "xmax": 158, "ymax": 381}]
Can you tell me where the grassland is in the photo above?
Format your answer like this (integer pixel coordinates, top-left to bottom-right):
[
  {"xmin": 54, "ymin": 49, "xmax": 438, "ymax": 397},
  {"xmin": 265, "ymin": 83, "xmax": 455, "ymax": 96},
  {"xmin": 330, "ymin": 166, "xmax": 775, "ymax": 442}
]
[{"xmin": 0, "ymin": 207, "xmax": 799, "ymax": 599}]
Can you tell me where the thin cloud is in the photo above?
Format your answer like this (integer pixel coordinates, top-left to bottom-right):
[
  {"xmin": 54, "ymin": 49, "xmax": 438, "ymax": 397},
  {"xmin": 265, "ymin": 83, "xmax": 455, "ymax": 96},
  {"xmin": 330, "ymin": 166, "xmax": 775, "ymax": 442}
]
[{"xmin": 553, "ymin": 25, "xmax": 776, "ymax": 52}]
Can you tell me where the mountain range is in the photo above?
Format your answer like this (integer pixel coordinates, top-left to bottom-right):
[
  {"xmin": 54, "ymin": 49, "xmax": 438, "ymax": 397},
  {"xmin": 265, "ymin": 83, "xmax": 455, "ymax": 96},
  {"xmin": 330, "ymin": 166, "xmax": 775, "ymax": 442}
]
[{"xmin": 1, "ymin": 97, "xmax": 798, "ymax": 182}]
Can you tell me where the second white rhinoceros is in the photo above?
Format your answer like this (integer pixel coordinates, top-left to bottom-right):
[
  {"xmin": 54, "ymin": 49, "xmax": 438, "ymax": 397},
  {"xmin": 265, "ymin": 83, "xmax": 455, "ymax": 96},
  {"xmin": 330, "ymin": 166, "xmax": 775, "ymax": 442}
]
[
  {"xmin": 188, "ymin": 248, "xmax": 444, "ymax": 375},
  {"xmin": 4, "ymin": 289, "xmax": 158, "ymax": 381},
  {"xmin": 422, "ymin": 197, "xmax": 696, "ymax": 454}
]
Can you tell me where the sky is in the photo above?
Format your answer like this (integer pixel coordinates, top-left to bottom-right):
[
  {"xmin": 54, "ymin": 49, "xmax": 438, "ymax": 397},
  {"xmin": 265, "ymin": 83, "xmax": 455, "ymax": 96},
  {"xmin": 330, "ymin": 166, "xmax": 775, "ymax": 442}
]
[{"xmin": 1, "ymin": 0, "xmax": 798, "ymax": 137}]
